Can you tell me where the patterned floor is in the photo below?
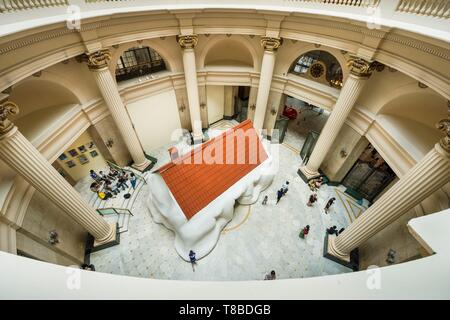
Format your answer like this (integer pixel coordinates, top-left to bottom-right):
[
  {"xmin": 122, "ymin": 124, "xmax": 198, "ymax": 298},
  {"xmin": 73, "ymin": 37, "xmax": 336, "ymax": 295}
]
[{"xmin": 79, "ymin": 120, "xmax": 361, "ymax": 281}]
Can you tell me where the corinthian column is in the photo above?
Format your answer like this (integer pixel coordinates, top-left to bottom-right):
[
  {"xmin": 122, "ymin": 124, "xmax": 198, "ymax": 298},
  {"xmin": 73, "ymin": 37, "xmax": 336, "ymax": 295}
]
[
  {"xmin": 326, "ymin": 117, "xmax": 450, "ymax": 263},
  {"xmin": 299, "ymin": 57, "xmax": 377, "ymax": 180},
  {"xmin": 0, "ymin": 100, "xmax": 116, "ymax": 246},
  {"xmin": 177, "ymin": 35, "xmax": 203, "ymax": 143},
  {"xmin": 253, "ymin": 37, "xmax": 283, "ymax": 131},
  {"xmin": 85, "ymin": 50, "xmax": 151, "ymax": 171}
]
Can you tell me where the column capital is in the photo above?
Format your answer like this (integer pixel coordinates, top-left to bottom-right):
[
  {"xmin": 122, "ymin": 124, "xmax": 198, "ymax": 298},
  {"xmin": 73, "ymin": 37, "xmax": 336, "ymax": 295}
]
[
  {"xmin": 260, "ymin": 37, "xmax": 283, "ymax": 52},
  {"xmin": 177, "ymin": 35, "xmax": 198, "ymax": 49},
  {"xmin": 82, "ymin": 49, "xmax": 112, "ymax": 70},
  {"xmin": 0, "ymin": 100, "xmax": 19, "ymax": 135},
  {"xmin": 436, "ymin": 117, "xmax": 450, "ymax": 152},
  {"xmin": 347, "ymin": 56, "xmax": 380, "ymax": 78}
]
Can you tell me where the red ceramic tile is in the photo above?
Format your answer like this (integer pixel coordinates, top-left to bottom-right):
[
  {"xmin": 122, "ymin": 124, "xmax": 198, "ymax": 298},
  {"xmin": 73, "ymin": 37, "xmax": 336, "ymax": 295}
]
[{"xmin": 156, "ymin": 120, "xmax": 268, "ymax": 220}]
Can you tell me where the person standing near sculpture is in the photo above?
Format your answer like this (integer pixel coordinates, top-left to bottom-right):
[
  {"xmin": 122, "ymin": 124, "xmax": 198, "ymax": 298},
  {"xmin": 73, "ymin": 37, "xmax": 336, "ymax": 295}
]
[{"xmin": 189, "ymin": 250, "xmax": 197, "ymax": 272}]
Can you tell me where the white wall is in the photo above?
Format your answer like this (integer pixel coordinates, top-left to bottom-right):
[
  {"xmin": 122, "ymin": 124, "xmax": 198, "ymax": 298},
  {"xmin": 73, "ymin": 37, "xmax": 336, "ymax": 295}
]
[
  {"xmin": 206, "ymin": 85, "xmax": 224, "ymax": 125},
  {"xmin": 127, "ymin": 89, "xmax": 181, "ymax": 152}
]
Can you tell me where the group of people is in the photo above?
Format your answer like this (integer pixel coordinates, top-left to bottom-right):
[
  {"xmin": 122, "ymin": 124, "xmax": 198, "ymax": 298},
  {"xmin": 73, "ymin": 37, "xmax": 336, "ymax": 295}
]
[
  {"xmin": 326, "ymin": 225, "xmax": 345, "ymax": 236},
  {"xmin": 276, "ymin": 181, "xmax": 290, "ymax": 204},
  {"xmin": 89, "ymin": 167, "xmax": 137, "ymax": 200},
  {"xmin": 308, "ymin": 176, "xmax": 323, "ymax": 191}
]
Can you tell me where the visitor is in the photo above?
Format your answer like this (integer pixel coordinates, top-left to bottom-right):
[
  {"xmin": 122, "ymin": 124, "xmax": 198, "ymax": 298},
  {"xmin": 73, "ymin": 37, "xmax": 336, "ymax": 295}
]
[
  {"xmin": 104, "ymin": 181, "xmax": 118, "ymax": 196},
  {"xmin": 90, "ymin": 182, "xmax": 100, "ymax": 193},
  {"xmin": 327, "ymin": 226, "xmax": 338, "ymax": 236},
  {"xmin": 89, "ymin": 170, "xmax": 101, "ymax": 182},
  {"xmin": 324, "ymin": 197, "xmax": 336, "ymax": 214},
  {"xmin": 308, "ymin": 177, "xmax": 323, "ymax": 191},
  {"xmin": 99, "ymin": 171, "xmax": 111, "ymax": 184},
  {"xmin": 264, "ymin": 270, "xmax": 276, "ymax": 280},
  {"xmin": 81, "ymin": 263, "xmax": 95, "ymax": 271},
  {"xmin": 299, "ymin": 225, "xmax": 310, "ymax": 239},
  {"xmin": 276, "ymin": 189, "xmax": 283, "ymax": 204},
  {"xmin": 117, "ymin": 171, "xmax": 129, "ymax": 190},
  {"xmin": 338, "ymin": 228, "xmax": 345, "ymax": 236},
  {"xmin": 262, "ymin": 195, "xmax": 268, "ymax": 205},
  {"xmin": 307, "ymin": 193, "xmax": 317, "ymax": 207},
  {"xmin": 130, "ymin": 173, "xmax": 137, "ymax": 190},
  {"xmin": 189, "ymin": 250, "xmax": 197, "ymax": 272},
  {"xmin": 281, "ymin": 181, "xmax": 290, "ymax": 195}
]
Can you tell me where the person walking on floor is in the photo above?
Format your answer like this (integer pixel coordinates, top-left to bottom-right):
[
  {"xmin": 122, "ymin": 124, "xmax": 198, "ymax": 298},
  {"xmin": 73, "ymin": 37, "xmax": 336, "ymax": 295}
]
[
  {"xmin": 307, "ymin": 193, "xmax": 318, "ymax": 207},
  {"xmin": 281, "ymin": 181, "xmax": 290, "ymax": 195},
  {"xmin": 324, "ymin": 197, "xmax": 336, "ymax": 214},
  {"xmin": 262, "ymin": 195, "xmax": 268, "ymax": 205},
  {"xmin": 276, "ymin": 189, "xmax": 283, "ymax": 204},
  {"xmin": 299, "ymin": 225, "xmax": 310, "ymax": 239}
]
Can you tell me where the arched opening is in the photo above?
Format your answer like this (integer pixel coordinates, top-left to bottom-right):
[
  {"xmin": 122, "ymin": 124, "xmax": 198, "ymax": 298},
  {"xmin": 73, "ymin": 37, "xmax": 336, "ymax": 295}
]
[
  {"xmin": 204, "ymin": 39, "xmax": 254, "ymax": 68},
  {"xmin": 115, "ymin": 46, "xmax": 167, "ymax": 82},
  {"xmin": 377, "ymin": 91, "xmax": 447, "ymax": 160},
  {"xmin": 289, "ymin": 50, "xmax": 343, "ymax": 88},
  {"xmin": 10, "ymin": 78, "xmax": 80, "ymax": 120}
]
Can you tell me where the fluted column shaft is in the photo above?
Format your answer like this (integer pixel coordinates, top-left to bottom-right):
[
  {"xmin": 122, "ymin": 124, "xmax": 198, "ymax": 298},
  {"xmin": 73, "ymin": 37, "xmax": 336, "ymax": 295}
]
[
  {"xmin": 0, "ymin": 127, "xmax": 114, "ymax": 242},
  {"xmin": 254, "ymin": 51, "xmax": 276, "ymax": 130},
  {"xmin": 181, "ymin": 48, "xmax": 203, "ymax": 141},
  {"xmin": 329, "ymin": 142, "xmax": 450, "ymax": 259},
  {"xmin": 177, "ymin": 35, "xmax": 202, "ymax": 142},
  {"xmin": 254, "ymin": 37, "xmax": 282, "ymax": 131},
  {"xmin": 91, "ymin": 68, "xmax": 150, "ymax": 170},
  {"xmin": 302, "ymin": 74, "xmax": 367, "ymax": 177}
]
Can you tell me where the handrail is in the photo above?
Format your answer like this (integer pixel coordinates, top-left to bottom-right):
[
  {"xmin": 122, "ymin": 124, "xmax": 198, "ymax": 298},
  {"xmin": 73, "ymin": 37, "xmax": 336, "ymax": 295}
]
[{"xmin": 97, "ymin": 207, "xmax": 134, "ymax": 216}]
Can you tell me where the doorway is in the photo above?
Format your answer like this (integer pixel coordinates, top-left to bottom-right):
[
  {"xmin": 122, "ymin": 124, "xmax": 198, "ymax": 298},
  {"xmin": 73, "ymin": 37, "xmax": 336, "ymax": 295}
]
[
  {"xmin": 276, "ymin": 95, "xmax": 329, "ymax": 149},
  {"xmin": 234, "ymin": 86, "xmax": 250, "ymax": 122},
  {"xmin": 342, "ymin": 144, "xmax": 397, "ymax": 202}
]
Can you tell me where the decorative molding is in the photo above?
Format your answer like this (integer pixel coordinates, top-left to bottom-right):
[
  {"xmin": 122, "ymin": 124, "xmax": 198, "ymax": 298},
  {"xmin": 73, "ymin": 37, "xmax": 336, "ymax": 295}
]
[
  {"xmin": 347, "ymin": 56, "xmax": 377, "ymax": 78},
  {"xmin": 261, "ymin": 37, "xmax": 283, "ymax": 52},
  {"xmin": 83, "ymin": 49, "xmax": 112, "ymax": 70},
  {"xmin": 176, "ymin": 35, "xmax": 198, "ymax": 49},
  {"xmin": 436, "ymin": 117, "xmax": 450, "ymax": 152},
  {"xmin": 0, "ymin": 100, "xmax": 19, "ymax": 135}
]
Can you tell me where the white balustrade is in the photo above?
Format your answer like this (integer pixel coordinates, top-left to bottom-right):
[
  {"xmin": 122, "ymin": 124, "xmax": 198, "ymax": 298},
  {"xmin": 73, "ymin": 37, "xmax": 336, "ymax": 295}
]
[{"xmin": 396, "ymin": 0, "xmax": 449, "ymax": 19}]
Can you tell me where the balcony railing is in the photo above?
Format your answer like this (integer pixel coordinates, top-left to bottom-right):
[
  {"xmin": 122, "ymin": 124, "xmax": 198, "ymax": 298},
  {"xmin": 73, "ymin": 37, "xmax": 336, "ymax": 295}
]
[
  {"xmin": 396, "ymin": 0, "xmax": 450, "ymax": 19},
  {"xmin": 290, "ymin": 0, "xmax": 380, "ymax": 7},
  {"xmin": 0, "ymin": 0, "xmax": 68, "ymax": 13}
]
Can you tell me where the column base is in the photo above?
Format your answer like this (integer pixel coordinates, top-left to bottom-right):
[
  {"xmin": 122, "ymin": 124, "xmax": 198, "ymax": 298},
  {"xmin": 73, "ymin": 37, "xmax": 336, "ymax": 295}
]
[
  {"xmin": 87, "ymin": 223, "xmax": 121, "ymax": 254},
  {"xmin": 323, "ymin": 232, "xmax": 359, "ymax": 271},
  {"xmin": 132, "ymin": 158, "xmax": 153, "ymax": 173},
  {"xmin": 192, "ymin": 131, "xmax": 207, "ymax": 145},
  {"xmin": 297, "ymin": 166, "xmax": 321, "ymax": 183}
]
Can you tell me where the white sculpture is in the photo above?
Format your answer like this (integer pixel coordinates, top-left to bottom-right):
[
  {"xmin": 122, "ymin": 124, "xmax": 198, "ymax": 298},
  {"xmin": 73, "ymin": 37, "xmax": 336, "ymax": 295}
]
[{"xmin": 146, "ymin": 139, "xmax": 276, "ymax": 261}]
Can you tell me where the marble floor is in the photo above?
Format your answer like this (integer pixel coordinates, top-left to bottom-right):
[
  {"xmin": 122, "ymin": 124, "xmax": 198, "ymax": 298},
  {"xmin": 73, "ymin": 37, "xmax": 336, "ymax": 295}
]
[
  {"xmin": 79, "ymin": 120, "xmax": 363, "ymax": 281},
  {"xmin": 282, "ymin": 97, "xmax": 330, "ymax": 154}
]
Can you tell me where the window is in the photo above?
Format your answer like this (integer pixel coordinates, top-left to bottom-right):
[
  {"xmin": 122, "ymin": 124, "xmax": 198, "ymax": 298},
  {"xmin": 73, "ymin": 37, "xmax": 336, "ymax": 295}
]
[
  {"xmin": 115, "ymin": 46, "xmax": 167, "ymax": 82},
  {"xmin": 289, "ymin": 50, "xmax": 343, "ymax": 88}
]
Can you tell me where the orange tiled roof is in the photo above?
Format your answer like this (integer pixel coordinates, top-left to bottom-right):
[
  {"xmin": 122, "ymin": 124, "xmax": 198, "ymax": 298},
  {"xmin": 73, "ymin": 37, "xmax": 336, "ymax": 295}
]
[{"xmin": 156, "ymin": 120, "xmax": 268, "ymax": 220}]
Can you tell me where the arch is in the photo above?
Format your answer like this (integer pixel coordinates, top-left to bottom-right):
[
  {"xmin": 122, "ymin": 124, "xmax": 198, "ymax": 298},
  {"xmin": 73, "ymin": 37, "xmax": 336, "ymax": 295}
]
[
  {"xmin": 9, "ymin": 78, "xmax": 80, "ymax": 119},
  {"xmin": 197, "ymin": 36, "xmax": 260, "ymax": 70},
  {"xmin": 372, "ymin": 89, "xmax": 447, "ymax": 162},
  {"xmin": 279, "ymin": 44, "xmax": 349, "ymax": 82}
]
